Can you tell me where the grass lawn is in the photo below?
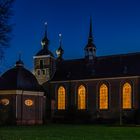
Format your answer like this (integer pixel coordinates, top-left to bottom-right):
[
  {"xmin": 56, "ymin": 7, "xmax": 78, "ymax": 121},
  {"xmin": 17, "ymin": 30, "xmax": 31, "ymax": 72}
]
[{"xmin": 0, "ymin": 124, "xmax": 140, "ymax": 140}]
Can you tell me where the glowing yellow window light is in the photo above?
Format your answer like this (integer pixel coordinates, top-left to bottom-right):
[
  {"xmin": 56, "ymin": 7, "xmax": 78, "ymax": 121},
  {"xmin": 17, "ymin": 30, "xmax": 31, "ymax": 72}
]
[
  {"xmin": 78, "ymin": 85, "xmax": 86, "ymax": 110},
  {"xmin": 0, "ymin": 99, "xmax": 9, "ymax": 106},
  {"xmin": 122, "ymin": 83, "xmax": 132, "ymax": 109},
  {"xmin": 25, "ymin": 99, "xmax": 33, "ymax": 106},
  {"xmin": 99, "ymin": 84, "xmax": 108, "ymax": 109},
  {"xmin": 58, "ymin": 86, "xmax": 65, "ymax": 110}
]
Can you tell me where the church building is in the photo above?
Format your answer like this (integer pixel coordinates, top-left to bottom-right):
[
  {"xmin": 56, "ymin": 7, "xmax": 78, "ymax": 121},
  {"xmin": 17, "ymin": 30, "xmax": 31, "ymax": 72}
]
[
  {"xmin": 34, "ymin": 19, "xmax": 140, "ymax": 124},
  {"xmin": 0, "ymin": 18, "xmax": 140, "ymax": 125}
]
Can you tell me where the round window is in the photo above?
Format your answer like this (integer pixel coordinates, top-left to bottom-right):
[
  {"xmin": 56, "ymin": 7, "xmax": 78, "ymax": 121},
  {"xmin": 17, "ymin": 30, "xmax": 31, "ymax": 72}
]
[
  {"xmin": 0, "ymin": 99, "xmax": 9, "ymax": 106},
  {"xmin": 25, "ymin": 99, "xmax": 33, "ymax": 106}
]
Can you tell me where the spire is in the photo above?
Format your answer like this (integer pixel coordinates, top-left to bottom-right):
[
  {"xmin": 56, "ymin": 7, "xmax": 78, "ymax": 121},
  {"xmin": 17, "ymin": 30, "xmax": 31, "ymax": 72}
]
[
  {"xmin": 56, "ymin": 33, "xmax": 64, "ymax": 61},
  {"xmin": 84, "ymin": 17, "xmax": 96, "ymax": 60},
  {"xmin": 88, "ymin": 16, "xmax": 93, "ymax": 43},
  {"xmin": 59, "ymin": 33, "xmax": 62, "ymax": 47},
  {"xmin": 41, "ymin": 22, "xmax": 49, "ymax": 48},
  {"xmin": 44, "ymin": 22, "xmax": 48, "ymax": 38},
  {"xmin": 18, "ymin": 52, "xmax": 21, "ymax": 61}
]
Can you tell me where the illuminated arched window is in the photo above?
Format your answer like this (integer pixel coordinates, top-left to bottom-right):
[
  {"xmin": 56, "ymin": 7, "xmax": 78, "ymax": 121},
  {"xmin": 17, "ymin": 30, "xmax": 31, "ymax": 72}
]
[
  {"xmin": 78, "ymin": 85, "xmax": 86, "ymax": 110},
  {"xmin": 99, "ymin": 84, "xmax": 108, "ymax": 109},
  {"xmin": 58, "ymin": 86, "xmax": 65, "ymax": 110},
  {"xmin": 122, "ymin": 83, "xmax": 132, "ymax": 109}
]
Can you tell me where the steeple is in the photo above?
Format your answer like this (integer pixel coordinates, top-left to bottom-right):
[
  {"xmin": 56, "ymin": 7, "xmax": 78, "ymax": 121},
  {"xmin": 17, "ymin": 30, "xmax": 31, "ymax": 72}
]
[
  {"xmin": 41, "ymin": 22, "xmax": 49, "ymax": 49},
  {"xmin": 56, "ymin": 34, "xmax": 64, "ymax": 61},
  {"xmin": 88, "ymin": 17, "xmax": 93, "ymax": 43},
  {"xmin": 34, "ymin": 22, "xmax": 55, "ymax": 84},
  {"xmin": 85, "ymin": 17, "xmax": 96, "ymax": 60},
  {"xmin": 35, "ymin": 22, "xmax": 54, "ymax": 57}
]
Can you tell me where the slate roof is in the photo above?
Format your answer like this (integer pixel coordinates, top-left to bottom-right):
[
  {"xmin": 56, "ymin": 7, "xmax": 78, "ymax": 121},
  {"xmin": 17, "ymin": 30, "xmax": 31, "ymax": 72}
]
[
  {"xmin": 51, "ymin": 52, "xmax": 140, "ymax": 81},
  {"xmin": 35, "ymin": 47, "xmax": 54, "ymax": 57},
  {"xmin": 0, "ymin": 61, "xmax": 43, "ymax": 91}
]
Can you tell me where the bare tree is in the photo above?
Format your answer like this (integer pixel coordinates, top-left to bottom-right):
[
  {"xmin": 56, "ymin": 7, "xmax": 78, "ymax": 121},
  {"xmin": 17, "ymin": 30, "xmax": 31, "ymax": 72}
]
[{"xmin": 0, "ymin": 0, "xmax": 14, "ymax": 58}]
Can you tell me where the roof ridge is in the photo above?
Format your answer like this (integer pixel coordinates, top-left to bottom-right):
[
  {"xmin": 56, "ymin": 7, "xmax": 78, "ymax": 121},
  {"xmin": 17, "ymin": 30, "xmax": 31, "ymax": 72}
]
[{"xmin": 97, "ymin": 52, "xmax": 140, "ymax": 59}]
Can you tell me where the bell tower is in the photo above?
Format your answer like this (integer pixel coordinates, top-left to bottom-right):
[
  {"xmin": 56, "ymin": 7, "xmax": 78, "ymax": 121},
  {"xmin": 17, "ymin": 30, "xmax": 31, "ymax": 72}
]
[
  {"xmin": 84, "ymin": 17, "xmax": 96, "ymax": 61},
  {"xmin": 33, "ymin": 23, "xmax": 55, "ymax": 84}
]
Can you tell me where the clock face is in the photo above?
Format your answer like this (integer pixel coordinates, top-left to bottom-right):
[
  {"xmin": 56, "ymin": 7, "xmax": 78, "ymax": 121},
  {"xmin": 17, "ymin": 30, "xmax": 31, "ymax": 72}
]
[
  {"xmin": 25, "ymin": 99, "xmax": 34, "ymax": 106},
  {"xmin": 0, "ymin": 99, "xmax": 9, "ymax": 106}
]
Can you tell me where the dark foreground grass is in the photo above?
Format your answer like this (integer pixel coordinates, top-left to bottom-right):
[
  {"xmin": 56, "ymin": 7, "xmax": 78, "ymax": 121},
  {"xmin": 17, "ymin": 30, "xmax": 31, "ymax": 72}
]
[{"xmin": 0, "ymin": 124, "xmax": 140, "ymax": 140}]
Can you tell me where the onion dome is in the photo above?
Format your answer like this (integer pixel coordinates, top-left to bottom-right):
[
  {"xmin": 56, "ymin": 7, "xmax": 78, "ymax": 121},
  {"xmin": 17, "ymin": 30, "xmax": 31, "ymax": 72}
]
[
  {"xmin": 0, "ymin": 59, "xmax": 43, "ymax": 91},
  {"xmin": 56, "ymin": 46, "xmax": 64, "ymax": 56},
  {"xmin": 35, "ymin": 22, "xmax": 54, "ymax": 57},
  {"xmin": 56, "ymin": 34, "xmax": 64, "ymax": 61}
]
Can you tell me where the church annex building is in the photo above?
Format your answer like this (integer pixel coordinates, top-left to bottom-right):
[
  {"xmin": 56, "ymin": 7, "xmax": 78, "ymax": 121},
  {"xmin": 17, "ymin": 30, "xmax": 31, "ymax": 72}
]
[{"xmin": 0, "ymin": 19, "xmax": 140, "ymax": 125}]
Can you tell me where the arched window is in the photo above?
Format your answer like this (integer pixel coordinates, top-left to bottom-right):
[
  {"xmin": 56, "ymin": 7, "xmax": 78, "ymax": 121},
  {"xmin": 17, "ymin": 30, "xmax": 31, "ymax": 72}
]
[
  {"xmin": 99, "ymin": 84, "xmax": 108, "ymax": 109},
  {"xmin": 122, "ymin": 83, "xmax": 132, "ymax": 109},
  {"xmin": 78, "ymin": 85, "xmax": 86, "ymax": 110},
  {"xmin": 58, "ymin": 86, "xmax": 65, "ymax": 110}
]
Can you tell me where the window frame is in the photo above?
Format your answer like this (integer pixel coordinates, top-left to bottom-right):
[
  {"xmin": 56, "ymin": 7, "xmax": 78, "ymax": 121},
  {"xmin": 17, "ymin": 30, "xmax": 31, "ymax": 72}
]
[
  {"xmin": 99, "ymin": 83, "xmax": 109, "ymax": 110},
  {"xmin": 57, "ymin": 86, "xmax": 66, "ymax": 110},
  {"xmin": 37, "ymin": 69, "xmax": 41, "ymax": 76},
  {"xmin": 42, "ymin": 69, "xmax": 46, "ymax": 75},
  {"xmin": 40, "ymin": 59, "xmax": 44, "ymax": 69},
  {"xmin": 77, "ymin": 85, "xmax": 87, "ymax": 110},
  {"xmin": 122, "ymin": 82, "xmax": 132, "ymax": 110}
]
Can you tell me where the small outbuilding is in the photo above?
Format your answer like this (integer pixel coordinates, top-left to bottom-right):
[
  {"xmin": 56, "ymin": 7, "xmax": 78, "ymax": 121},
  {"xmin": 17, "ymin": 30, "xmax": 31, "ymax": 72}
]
[{"xmin": 0, "ymin": 59, "xmax": 45, "ymax": 125}]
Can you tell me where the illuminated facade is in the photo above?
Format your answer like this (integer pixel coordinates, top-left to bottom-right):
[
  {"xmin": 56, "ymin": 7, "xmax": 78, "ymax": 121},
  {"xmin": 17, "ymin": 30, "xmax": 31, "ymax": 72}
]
[
  {"xmin": 41, "ymin": 19, "xmax": 140, "ymax": 124},
  {"xmin": 1, "ymin": 18, "xmax": 140, "ymax": 125}
]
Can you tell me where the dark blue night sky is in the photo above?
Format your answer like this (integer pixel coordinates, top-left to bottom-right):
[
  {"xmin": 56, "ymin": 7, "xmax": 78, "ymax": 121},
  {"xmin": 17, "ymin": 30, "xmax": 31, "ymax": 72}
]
[{"xmin": 2, "ymin": 0, "xmax": 140, "ymax": 72}]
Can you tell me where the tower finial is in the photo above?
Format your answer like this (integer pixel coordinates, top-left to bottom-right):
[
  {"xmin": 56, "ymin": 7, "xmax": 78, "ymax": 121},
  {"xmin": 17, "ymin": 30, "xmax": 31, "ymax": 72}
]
[
  {"xmin": 44, "ymin": 21, "xmax": 48, "ymax": 37},
  {"xmin": 41, "ymin": 21, "xmax": 49, "ymax": 48},
  {"xmin": 56, "ymin": 33, "xmax": 64, "ymax": 61},
  {"xmin": 15, "ymin": 52, "xmax": 24, "ymax": 67},
  {"xmin": 59, "ymin": 33, "xmax": 62, "ymax": 47},
  {"xmin": 88, "ymin": 16, "xmax": 93, "ymax": 43},
  {"xmin": 18, "ymin": 51, "xmax": 21, "ymax": 61}
]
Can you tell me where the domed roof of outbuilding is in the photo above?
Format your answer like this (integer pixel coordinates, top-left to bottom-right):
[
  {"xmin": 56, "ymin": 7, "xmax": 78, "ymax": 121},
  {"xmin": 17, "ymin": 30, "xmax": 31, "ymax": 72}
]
[{"xmin": 0, "ymin": 60, "xmax": 43, "ymax": 91}]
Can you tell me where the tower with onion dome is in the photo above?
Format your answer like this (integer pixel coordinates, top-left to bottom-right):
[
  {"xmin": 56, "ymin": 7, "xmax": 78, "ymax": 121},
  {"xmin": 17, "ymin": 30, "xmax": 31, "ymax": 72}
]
[{"xmin": 33, "ymin": 23, "xmax": 56, "ymax": 84}]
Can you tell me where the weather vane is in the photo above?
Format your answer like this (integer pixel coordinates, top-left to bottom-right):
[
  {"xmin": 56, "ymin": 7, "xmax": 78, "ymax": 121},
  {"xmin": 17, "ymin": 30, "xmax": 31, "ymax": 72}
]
[
  {"xmin": 44, "ymin": 21, "xmax": 48, "ymax": 37},
  {"xmin": 59, "ymin": 33, "xmax": 62, "ymax": 43},
  {"xmin": 44, "ymin": 21, "xmax": 47, "ymax": 26},
  {"xmin": 44, "ymin": 21, "xmax": 48, "ymax": 29}
]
